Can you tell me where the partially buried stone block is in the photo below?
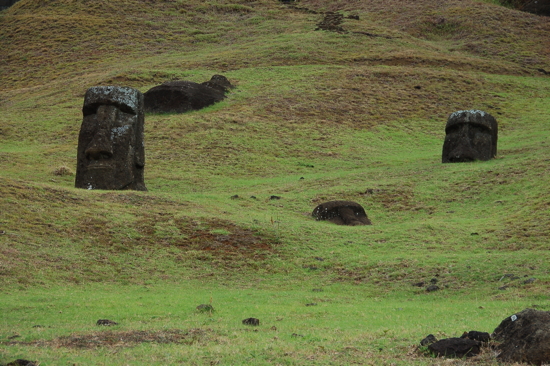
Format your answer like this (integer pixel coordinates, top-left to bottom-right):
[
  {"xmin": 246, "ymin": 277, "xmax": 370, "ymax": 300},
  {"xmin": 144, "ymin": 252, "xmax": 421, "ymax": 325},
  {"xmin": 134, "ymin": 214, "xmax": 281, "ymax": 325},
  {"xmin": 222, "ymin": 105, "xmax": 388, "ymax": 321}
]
[
  {"xmin": 442, "ymin": 110, "xmax": 498, "ymax": 163},
  {"xmin": 143, "ymin": 75, "xmax": 232, "ymax": 114},
  {"xmin": 312, "ymin": 201, "xmax": 371, "ymax": 226},
  {"xmin": 75, "ymin": 86, "xmax": 147, "ymax": 191}
]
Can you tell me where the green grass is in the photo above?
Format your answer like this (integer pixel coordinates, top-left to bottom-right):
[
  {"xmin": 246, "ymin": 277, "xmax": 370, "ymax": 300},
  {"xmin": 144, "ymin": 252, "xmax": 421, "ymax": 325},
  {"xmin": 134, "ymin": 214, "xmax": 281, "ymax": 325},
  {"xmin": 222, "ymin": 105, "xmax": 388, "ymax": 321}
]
[{"xmin": 1, "ymin": 0, "xmax": 550, "ymax": 364}]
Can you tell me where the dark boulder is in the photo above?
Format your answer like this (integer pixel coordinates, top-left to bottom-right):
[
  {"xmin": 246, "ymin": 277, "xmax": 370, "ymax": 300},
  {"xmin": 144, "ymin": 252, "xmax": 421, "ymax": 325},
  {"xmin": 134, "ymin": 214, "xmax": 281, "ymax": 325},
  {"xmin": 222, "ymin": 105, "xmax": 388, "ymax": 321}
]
[
  {"xmin": 493, "ymin": 308, "xmax": 550, "ymax": 365},
  {"xmin": 144, "ymin": 75, "xmax": 232, "ymax": 114},
  {"xmin": 428, "ymin": 337, "xmax": 481, "ymax": 358},
  {"xmin": 312, "ymin": 200, "xmax": 371, "ymax": 226},
  {"xmin": 521, "ymin": 0, "xmax": 550, "ymax": 16}
]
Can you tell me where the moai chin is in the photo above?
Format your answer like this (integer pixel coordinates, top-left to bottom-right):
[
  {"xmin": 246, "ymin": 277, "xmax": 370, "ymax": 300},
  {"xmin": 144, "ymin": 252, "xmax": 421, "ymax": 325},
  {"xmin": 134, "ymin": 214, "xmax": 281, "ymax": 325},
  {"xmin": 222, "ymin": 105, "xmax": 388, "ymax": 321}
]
[
  {"xmin": 442, "ymin": 110, "xmax": 498, "ymax": 163},
  {"xmin": 75, "ymin": 86, "xmax": 147, "ymax": 191}
]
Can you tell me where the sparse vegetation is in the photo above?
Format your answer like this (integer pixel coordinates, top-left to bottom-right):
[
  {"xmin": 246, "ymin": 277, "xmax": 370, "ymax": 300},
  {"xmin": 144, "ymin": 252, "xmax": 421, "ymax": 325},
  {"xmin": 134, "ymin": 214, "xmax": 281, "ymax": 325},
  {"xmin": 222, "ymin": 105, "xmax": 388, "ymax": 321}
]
[{"xmin": 1, "ymin": 0, "xmax": 550, "ymax": 365}]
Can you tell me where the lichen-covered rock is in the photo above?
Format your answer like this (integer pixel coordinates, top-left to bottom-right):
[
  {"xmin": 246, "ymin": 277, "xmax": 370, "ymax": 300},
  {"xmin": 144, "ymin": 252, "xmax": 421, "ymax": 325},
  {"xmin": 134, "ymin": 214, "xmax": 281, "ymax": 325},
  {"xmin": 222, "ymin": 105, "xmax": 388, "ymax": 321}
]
[
  {"xmin": 493, "ymin": 308, "xmax": 550, "ymax": 365},
  {"xmin": 75, "ymin": 86, "xmax": 146, "ymax": 191},
  {"xmin": 312, "ymin": 201, "xmax": 371, "ymax": 226},
  {"xmin": 442, "ymin": 110, "xmax": 498, "ymax": 163}
]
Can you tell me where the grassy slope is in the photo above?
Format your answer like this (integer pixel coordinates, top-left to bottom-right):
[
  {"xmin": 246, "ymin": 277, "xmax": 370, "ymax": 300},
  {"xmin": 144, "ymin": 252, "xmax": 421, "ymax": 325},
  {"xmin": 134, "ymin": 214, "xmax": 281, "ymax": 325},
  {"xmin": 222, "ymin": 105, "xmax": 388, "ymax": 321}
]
[{"xmin": 1, "ymin": 0, "xmax": 550, "ymax": 364}]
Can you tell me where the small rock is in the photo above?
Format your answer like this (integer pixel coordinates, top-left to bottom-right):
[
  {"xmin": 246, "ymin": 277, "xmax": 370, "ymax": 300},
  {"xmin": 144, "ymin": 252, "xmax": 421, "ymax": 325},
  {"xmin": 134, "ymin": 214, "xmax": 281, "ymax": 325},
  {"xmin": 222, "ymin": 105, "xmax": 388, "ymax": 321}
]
[
  {"xmin": 270, "ymin": 195, "xmax": 281, "ymax": 200},
  {"xmin": 291, "ymin": 333, "xmax": 303, "ymax": 337},
  {"xmin": 96, "ymin": 319, "xmax": 118, "ymax": 326},
  {"xmin": 420, "ymin": 334, "xmax": 438, "ymax": 346},
  {"xmin": 426, "ymin": 285, "xmax": 440, "ymax": 292},
  {"xmin": 242, "ymin": 318, "xmax": 260, "ymax": 326},
  {"xmin": 196, "ymin": 304, "xmax": 214, "ymax": 312},
  {"xmin": 305, "ymin": 303, "xmax": 317, "ymax": 307},
  {"xmin": 524, "ymin": 277, "xmax": 536, "ymax": 284},
  {"xmin": 230, "ymin": 194, "xmax": 239, "ymax": 199}
]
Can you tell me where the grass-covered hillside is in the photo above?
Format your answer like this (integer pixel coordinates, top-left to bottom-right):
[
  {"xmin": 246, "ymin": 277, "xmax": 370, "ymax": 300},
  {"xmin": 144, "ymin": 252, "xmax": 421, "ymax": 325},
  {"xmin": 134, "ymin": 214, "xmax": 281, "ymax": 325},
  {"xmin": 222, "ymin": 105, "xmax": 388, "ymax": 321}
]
[{"xmin": 1, "ymin": 0, "xmax": 550, "ymax": 365}]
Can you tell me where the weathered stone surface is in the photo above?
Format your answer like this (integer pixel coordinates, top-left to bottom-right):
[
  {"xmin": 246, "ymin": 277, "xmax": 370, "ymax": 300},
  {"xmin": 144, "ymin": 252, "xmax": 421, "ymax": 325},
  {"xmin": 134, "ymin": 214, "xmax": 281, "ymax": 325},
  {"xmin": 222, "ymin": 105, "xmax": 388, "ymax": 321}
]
[
  {"xmin": 144, "ymin": 75, "xmax": 232, "ymax": 114},
  {"xmin": 493, "ymin": 308, "xmax": 550, "ymax": 365},
  {"xmin": 312, "ymin": 200, "xmax": 371, "ymax": 226},
  {"xmin": 461, "ymin": 330, "xmax": 491, "ymax": 343},
  {"xmin": 428, "ymin": 337, "xmax": 481, "ymax": 358},
  {"xmin": 442, "ymin": 110, "xmax": 498, "ymax": 163},
  {"xmin": 75, "ymin": 86, "xmax": 147, "ymax": 191}
]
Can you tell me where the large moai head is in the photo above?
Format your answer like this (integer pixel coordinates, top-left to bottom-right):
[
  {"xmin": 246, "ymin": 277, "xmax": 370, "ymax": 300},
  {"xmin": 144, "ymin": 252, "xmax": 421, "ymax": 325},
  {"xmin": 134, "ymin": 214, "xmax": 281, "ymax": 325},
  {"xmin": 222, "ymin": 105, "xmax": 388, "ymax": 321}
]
[
  {"xmin": 442, "ymin": 110, "xmax": 498, "ymax": 163},
  {"xmin": 75, "ymin": 86, "xmax": 147, "ymax": 191}
]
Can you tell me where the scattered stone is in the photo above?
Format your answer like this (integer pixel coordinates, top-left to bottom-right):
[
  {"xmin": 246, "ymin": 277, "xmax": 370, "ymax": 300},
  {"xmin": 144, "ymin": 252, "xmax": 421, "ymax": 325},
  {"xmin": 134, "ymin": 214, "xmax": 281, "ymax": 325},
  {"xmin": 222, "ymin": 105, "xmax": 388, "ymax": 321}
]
[
  {"xmin": 428, "ymin": 338, "xmax": 481, "ymax": 358},
  {"xmin": 144, "ymin": 75, "xmax": 231, "ymax": 114},
  {"xmin": 242, "ymin": 318, "xmax": 260, "ymax": 326},
  {"xmin": 291, "ymin": 333, "xmax": 304, "ymax": 337},
  {"xmin": 538, "ymin": 68, "xmax": 550, "ymax": 75},
  {"xmin": 271, "ymin": 326, "xmax": 277, "ymax": 331},
  {"xmin": 230, "ymin": 194, "xmax": 239, "ymax": 199},
  {"xmin": 461, "ymin": 331, "xmax": 490, "ymax": 343},
  {"xmin": 498, "ymin": 285, "xmax": 509, "ymax": 290},
  {"xmin": 524, "ymin": 277, "xmax": 536, "ymax": 284},
  {"xmin": 250, "ymin": 195, "xmax": 257, "ymax": 199},
  {"xmin": 270, "ymin": 195, "xmax": 281, "ymax": 200},
  {"xmin": 493, "ymin": 308, "xmax": 550, "ymax": 365},
  {"xmin": 75, "ymin": 86, "xmax": 147, "ymax": 191},
  {"xmin": 312, "ymin": 200, "xmax": 372, "ymax": 226},
  {"xmin": 196, "ymin": 304, "xmax": 214, "ymax": 313},
  {"xmin": 414, "ymin": 85, "xmax": 422, "ymax": 89},
  {"xmin": 412, "ymin": 282, "xmax": 425, "ymax": 287},
  {"xmin": 305, "ymin": 303, "xmax": 317, "ymax": 307},
  {"xmin": 32, "ymin": 325, "xmax": 44, "ymax": 328},
  {"xmin": 96, "ymin": 319, "xmax": 118, "ymax": 326},
  {"xmin": 430, "ymin": 278, "xmax": 438, "ymax": 284},
  {"xmin": 426, "ymin": 285, "xmax": 440, "ymax": 292},
  {"xmin": 420, "ymin": 334, "xmax": 438, "ymax": 347},
  {"xmin": 442, "ymin": 110, "xmax": 498, "ymax": 163},
  {"xmin": 7, "ymin": 334, "xmax": 20, "ymax": 340}
]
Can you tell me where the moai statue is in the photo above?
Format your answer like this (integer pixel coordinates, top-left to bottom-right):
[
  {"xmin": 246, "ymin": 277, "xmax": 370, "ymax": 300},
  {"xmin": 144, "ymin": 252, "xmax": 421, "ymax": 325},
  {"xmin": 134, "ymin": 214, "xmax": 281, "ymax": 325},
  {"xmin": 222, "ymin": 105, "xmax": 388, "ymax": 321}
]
[
  {"xmin": 75, "ymin": 86, "xmax": 147, "ymax": 191},
  {"xmin": 442, "ymin": 110, "xmax": 498, "ymax": 163}
]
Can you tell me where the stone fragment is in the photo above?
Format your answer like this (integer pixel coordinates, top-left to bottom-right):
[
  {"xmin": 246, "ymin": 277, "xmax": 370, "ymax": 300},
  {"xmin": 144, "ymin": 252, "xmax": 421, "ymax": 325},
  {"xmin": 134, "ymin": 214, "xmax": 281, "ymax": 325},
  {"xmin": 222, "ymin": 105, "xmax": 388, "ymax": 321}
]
[{"xmin": 242, "ymin": 317, "xmax": 260, "ymax": 326}]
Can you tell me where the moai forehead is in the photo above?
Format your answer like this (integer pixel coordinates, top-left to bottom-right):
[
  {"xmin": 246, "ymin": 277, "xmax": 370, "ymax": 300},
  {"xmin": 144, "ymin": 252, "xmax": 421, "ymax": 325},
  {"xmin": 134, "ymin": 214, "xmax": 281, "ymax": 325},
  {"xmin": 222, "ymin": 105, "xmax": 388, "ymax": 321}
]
[
  {"xmin": 83, "ymin": 86, "xmax": 143, "ymax": 115},
  {"xmin": 442, "ymin": 109, "xmax": 498, "ymax": 163},
  {"xmin": 445, "ymin": 110, "xmax": 497, "ymax": 133}
]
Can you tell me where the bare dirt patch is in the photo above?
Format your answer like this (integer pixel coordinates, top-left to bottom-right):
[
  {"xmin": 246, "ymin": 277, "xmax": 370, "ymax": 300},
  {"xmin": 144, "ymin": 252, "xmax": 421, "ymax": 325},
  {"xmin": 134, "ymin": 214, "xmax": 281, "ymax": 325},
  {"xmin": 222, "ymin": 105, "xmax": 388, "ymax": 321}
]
[{"xmin": 3, "ymin": 328, "xmax": 212, "ymax": 349}]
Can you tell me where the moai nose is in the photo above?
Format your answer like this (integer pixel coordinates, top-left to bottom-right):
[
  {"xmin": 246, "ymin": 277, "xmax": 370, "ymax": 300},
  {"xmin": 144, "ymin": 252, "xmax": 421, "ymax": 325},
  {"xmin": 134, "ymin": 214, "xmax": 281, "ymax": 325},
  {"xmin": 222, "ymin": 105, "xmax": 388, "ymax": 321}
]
[{"xmin": 85, "ymin": 105, "xmax": 118, "ymax": 160}]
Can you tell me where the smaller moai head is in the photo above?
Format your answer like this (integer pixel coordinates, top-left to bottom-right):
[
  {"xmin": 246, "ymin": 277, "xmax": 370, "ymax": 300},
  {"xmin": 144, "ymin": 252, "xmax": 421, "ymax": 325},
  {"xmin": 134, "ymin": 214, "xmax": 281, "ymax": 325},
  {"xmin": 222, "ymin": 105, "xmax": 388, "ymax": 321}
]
[
  {"xmin": 312, "ymin": 201, "xmax": 371, "ymax": 226},
  {"xmin": 442, "ymin": 110, "xmax": 498, "ymax": 163},
  {"xmin": 75, "ymin": 86, "xmax": 146, "ymax": 191}
]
